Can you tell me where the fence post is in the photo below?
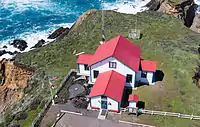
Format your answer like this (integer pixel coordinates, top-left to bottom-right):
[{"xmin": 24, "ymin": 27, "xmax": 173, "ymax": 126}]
[
  {"xmin": 178, "ymin": 113, "xmax": 181, "ymax": 118},
  {"xmin": 190, "ymin": 114, "xmax": 194, "ymax": 120},
  {"xmin": 151, "ymin": 111, "xmax": 154, "ymax": 115}
]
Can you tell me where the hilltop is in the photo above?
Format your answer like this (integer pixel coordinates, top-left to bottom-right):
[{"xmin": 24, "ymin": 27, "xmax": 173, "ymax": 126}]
[{"xmin": 1, "ymin": 10, "xmax": 198, "ymax": 126}]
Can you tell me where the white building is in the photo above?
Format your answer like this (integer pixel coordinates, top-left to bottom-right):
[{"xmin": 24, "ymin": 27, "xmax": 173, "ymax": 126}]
[
  {"xmin": 128, "ymin": 94, "xmax": 139, "ymax": 109},
  {"xmin": 77, "ymin": 35, "xmax": 157, "ymax": 87},
  {"xmin": 89, "ymin": 70, "xmax": 125, "ymax": 112},
  {"xmin": 76, "ymin": 35, "xmax": 157, "ymax": 112}
]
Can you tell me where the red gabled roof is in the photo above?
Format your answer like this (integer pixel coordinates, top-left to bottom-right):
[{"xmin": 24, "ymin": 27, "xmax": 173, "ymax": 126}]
[
  {"xmin": 128, "ymin": 94, "xmax": 139, "ymax": 102},
  {"xmin": 89, "ymin": 35, "xmax": 141, "ymax": 71},
  {"xmin": 77, "ymin": 54, "xmax": 93, "ymax": 64},
  {"xmin": 89, "ymin": 70, "xmax": 126, "ymax": 102},
  {"xmin": 141, "ymin": 60, "xmax": 156, "ymax": 72}
]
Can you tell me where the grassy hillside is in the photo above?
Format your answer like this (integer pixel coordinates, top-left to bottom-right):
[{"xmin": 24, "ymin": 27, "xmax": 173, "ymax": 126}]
[{"xmin": 15, "ymin": 10, "xmax": 200, "ymax": 127}]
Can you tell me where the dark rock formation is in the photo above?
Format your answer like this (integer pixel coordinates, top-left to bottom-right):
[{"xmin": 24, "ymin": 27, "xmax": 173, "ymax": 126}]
[
  {"xmin": 31, "ymin": 39, "xmax": 46, "ymax": 49},
  {"xmin": 0, "ymin": 50, "xmax": 7, "ymax": 56},
  {"xmin": 0, "ymin": 50, "xmax": 18, "ymax": 57},
  {"xmin": 10, "ymin": 40, "xmax": 28, "ymax": 51},
  {"xmin": 184, "ymin": 4, "xmax": 198, "ymax": 27},
  {"xmin": 3, "ymin": 45, "xmax": 7, "ymax": 48},
  {"xmin": 146, "ymin": 0, "xmax": 164, "ymax": 11},
  {"xmin": 47, "ymin": 27, "xmax": 70, "ymax": 39}
]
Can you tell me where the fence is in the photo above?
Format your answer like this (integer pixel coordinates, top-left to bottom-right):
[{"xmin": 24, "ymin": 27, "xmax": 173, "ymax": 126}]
[
  {"xmin": 31, "ymin": 69, "xmax": 76, "ymax": 127},
  {"xmin": 140, "ymin": 109, "xmax": 200, "ymax": 120}
]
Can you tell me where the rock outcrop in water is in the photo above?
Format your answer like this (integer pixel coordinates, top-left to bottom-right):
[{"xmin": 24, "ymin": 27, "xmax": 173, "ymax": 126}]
[
  {"xmin": 11, "ymin": 40, "xmax": 28, "ymax": 51},
  {"xmin": 31, "ymin": 39, "xmax": 46, "ymax": 49},
  {"xmin": 48, "ymin": 27, "xmax": 70, "ymax": 40}
]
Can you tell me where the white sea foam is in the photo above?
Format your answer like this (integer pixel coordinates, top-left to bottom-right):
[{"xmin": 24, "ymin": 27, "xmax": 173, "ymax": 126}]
[
  {"xmin": 194, "ymin": 0, "xmax": 200, "ymax": 13},
  {"xmin": 102, "ymin": 0, "xmax": 151, "ymax": 14},
  {"xmin": 0, "ymin": 23, "xmax": 73, "ymax": 60}
]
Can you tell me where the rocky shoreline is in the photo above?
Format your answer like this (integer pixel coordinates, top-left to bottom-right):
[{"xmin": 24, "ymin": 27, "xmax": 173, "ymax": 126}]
[{"xmin": 0, "ymin": 26, "xmax": 71, "ymax": 61}]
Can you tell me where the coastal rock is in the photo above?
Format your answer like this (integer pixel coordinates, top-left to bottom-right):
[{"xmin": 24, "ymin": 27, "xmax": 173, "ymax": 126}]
[
  {"xmin": 48, "ymin": 27, "xmax": 70, "ymax": 39},
  {"xmin": 11, "ymin": 40, "xmax": 28, "ymax": 51},
  {"xmin": 31, "ymin": 39, "xmax": 46, "ymax": 49},
  {"xmin": 146, "ymin": 0, "xmax": 165, "ymax": 11},
  {"xmin": 3, "ymin": 45, "xmax": 7, "ymax": 48},
  {"xmin": 0, "ymin": 50, "xmax": 18, "ymax": 57},
  {"xmin": 190, "ymin": 13, "xmax": 200, "ymax": 33},
  {"xmin": 0, "ymin": 50, "xmax": 7, "ymax": 56},
  {"xmin": 184, "ymin": 4, "xmax": 197, "ymax": 27}
]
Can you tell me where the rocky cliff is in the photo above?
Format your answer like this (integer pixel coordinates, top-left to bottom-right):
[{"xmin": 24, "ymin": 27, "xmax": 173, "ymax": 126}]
[
  {"xmin": 151, "ymin": 0, "xmax": 200, "ymax": 33},
  {"xmin": 191, "ymin": 13, "xmax": 200, "ymax": 33},
  {"xmin": 0, "ymin": 59, "xmax": 34, "ymax": 114}
]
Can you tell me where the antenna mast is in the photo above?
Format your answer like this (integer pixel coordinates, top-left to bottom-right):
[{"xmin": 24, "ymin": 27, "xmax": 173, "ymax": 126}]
[{"xmin": 101, "ymin": 0, "xmax": 105, "ymax": 42}]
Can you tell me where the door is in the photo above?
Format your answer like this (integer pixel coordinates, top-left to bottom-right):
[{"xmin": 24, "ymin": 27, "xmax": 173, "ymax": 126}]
[{"xmin": 101, "ymin": 96, "xmax": 107, "ymax": 109}]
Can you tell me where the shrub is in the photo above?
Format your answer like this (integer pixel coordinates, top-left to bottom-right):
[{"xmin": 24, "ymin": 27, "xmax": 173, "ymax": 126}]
[{"xmin": 14, "ymin": 111, "xmax": 28, "ymax": 121}]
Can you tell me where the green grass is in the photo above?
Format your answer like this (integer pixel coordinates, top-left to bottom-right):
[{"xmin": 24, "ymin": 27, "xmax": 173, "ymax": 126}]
[
  {"xmin": 15, "ymin": 10, "xmax": 200, "ymax": 127},
  {"xmin": 17, "ymin": 107, "xmax": 41, "ymax": 127}
]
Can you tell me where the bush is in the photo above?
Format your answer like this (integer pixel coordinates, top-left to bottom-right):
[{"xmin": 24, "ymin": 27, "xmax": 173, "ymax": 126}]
[
  {"xmin": 14, "ymin": 111, "xmax": 28, "ymax": 121},
  {"xmin": 30, "ymin": 98, "xmax": 41, "ymax": 110}
]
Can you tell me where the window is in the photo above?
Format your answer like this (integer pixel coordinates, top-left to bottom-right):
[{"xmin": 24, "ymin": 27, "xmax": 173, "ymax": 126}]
[
  {"xmin": 109, "ymin": 62, "xmax": 117, "ymax": 68},
  {"xmin": 84, "ymin": 64, "xmax": 89, "ymax": 70},
  {"xmin": 141, "ymin": 71, "xmax": 147, "ymax": 78},
  {"xmin": 126, "ymin": 74, "xmax": 132, "ymax": 83},
  {"xmin": 93, "ymin": 70, "xmax": 99, "ymax": 78}
]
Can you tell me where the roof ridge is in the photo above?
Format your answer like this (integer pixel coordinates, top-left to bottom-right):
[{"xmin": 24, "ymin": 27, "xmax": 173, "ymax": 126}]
[
  {"xmin": 104, "ymin": 70, "xmax": 113, "ymax": 95},
  {"xmin": 112, "ymin": 35, "xmax": 121, "ymax": 56}
]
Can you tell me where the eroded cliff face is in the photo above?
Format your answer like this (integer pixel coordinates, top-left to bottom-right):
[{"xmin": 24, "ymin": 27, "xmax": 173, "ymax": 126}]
[
  {"xmin": 154, "ymin": 0, "xmax": 200, "ymax": 33},
  {"xmin": 191, "ymin": 13, "xmax": 200, "ymax": 33},
  {"xmin": 0, "ymin": 59, "xmax": 34, "ymax": 113}
]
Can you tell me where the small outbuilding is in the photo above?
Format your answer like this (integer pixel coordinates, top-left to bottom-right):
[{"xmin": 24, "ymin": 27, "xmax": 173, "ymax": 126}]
[
  {"xmin": 128, "ymin": 94, "xmax": 139, "ymax": 114},
  {"xmin": 77, "ymin": 54, "xmax": 93, "ymax": 76},
  {"xmin": 89, "ymin": 70, "xmax": 126, "ymax": 112},
  {"xmin": 136, "ymin": 60, "xmax": 156, "ymax": 85},
  {"xmin": 128, "ymin": 94, "xmax": 139, "ymax": 108}
]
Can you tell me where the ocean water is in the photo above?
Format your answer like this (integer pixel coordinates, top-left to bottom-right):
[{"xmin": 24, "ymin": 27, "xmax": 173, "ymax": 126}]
[
  {"xmin": 195, "ymin": 0, "xmax": 200, "ymax": 12},
  {"xmin": 0, "ymin": 0, "xmax": 140, "ymax": 46}
]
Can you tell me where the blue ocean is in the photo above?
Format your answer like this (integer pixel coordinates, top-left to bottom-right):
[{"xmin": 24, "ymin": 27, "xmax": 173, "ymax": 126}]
[
  {"xmin": 0, "ymin": 0, "xmax": 134, "ymax": 46},
  {"xmin": 0, "ymin": 0, "xmax": 199, "ymax": 48}
]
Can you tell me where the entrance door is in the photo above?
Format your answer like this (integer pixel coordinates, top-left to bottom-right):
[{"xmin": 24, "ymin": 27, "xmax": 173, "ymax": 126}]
[{"xmin": 101, "ymin": 96, "xmax": 107, "ymax": 109}]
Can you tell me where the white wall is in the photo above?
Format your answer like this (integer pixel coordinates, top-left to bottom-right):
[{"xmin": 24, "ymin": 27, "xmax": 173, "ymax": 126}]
[
  {"xmin": 90, "ymin": 96, "xmax": 101, "ymax": 109},
  {"xmin": 107, "ymin": 97, "xmax": 119, "ymax": 112},
  {"xmin": 90, "ymin": 57, "xmax": 136, "ymax": 88},
  {"xmin": 139, "ymin": 71, "xmax": 154, "ymax": 84},
  {"xmin": 129, "ymin": 101, "xmax": 137, "ymax": 108},
  {"xmin": 90, "ymin": 96, "xmax": 119, "ymax": 112},
  {"xmin": 78, "ymin": 64, "xmax": 90, "ymax": 75}
]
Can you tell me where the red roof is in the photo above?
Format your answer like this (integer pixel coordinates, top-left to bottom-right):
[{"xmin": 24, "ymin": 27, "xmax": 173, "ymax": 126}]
[
  {"xmin": 128, "ymin": 94, "xmax": 139, "ymax": 102},
  {"xmin": 77, "ymin": 54, "xmax": 93, "ymax": 64},
  {"xmin": 89, "ymin": 70, "xmax": 126, "ymax": 102},
  {"xmin": 141, "ymin": 60, "xmax": 156, "ymax": 72},
  {"xmin": 89, "ymin": 35, "xmax": 141, "ymax": 71}
]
